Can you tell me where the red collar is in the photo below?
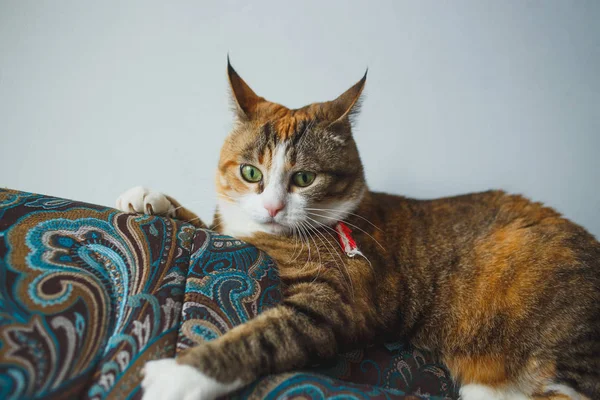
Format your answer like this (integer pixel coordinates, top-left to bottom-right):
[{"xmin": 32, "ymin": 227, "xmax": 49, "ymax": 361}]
[{"xmin": 335, "ymin": 222, "xmax": 364, "ymax": 258}]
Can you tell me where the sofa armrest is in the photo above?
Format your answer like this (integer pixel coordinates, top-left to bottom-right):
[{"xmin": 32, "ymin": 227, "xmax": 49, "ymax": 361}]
[{"xmin": 0, "ymin": 189, "xmax": 195, "ymax": 399}]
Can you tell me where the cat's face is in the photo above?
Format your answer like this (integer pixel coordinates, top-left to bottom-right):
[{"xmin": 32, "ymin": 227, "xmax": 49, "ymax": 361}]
[{"xmin": 216, "ymin": 62, "xmax": 367, "ymax": 238}]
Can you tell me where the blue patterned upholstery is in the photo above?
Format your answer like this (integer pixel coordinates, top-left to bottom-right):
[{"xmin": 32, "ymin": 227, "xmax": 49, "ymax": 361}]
[{"xmin": 0, "ymin": 189, "xmax": 458, "ymax": 399}]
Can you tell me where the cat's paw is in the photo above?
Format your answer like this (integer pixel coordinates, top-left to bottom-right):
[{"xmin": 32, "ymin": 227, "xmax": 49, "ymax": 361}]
[
  {"xmin": 459, "ymin": 384, "xmax": 529, "ymax": 400},
  {"xmin": 116, "ymin": 186, "xmax": 175, "ymax": 217},
  {"xmin": 141, "ymin": 358, "xmax": 243, "ymax": 400}
]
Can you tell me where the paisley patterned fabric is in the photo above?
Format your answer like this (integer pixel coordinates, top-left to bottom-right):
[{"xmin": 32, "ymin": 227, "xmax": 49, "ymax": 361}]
[
  {"xmin": 0, "ymin": 189, "xmax": 195, "ymax": 400},
  {"xmin": 0, "ymin": 189, "xmax": 458, "ymax": 399}
]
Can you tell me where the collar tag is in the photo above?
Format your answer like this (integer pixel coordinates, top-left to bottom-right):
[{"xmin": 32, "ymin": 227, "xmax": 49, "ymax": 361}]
[{"xmin": 335, "ymin": 222, "xmax": 364, "ymax": 258}]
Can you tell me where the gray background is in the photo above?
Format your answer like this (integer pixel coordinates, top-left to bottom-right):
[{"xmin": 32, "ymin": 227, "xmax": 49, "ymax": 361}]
[{"xmin": 1, "ymin": 1, "xmax": 599, "ymax": 237}]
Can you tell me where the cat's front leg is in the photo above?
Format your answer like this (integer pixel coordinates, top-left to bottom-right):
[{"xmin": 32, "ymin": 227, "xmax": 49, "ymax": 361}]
[
  {"xmin": 116, "ymin": 186, "xmax": 207, "ymax": 228},
  {"xmin": 141, "ymin": 285, "xmax": 363, "ymax": 399}
]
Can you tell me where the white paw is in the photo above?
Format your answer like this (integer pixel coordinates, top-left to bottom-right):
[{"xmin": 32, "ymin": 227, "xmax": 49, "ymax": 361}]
[
  {"xmin": 141, "ymin": 358, "xmax": 243, "ymax": 400},
  {"xmin": 116, "ymin": 186, "xmax": 175, "ymax": 217},
  {"xmin": 460, "ymin": 384, "xmax": 502, "ymax": 400},
  {"xmin": 459, "ymin": 384, "xmax": 529, "ymax": 400},
  {"xmin": 544, "ymin": 384, "xmax": 585, "ymax": 399}
]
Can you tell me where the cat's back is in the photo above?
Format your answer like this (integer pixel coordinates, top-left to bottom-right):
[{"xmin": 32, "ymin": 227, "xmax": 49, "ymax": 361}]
[
  {"xmin": 380, "ymin": 189, "xmax": 600, "ymax": 356},
  {"xmin": 374, "ymin": 189, "xmax": 596, "ymax": 251},
  {"xmin": 426, "ymin": 189, "xmax": 600, "ymax": 268},
  {"xmin": 369, "ymin": 188, "xmax": 600, "ymax": 323},
  {"xmin": 444, "ymin": 189, "xmax": 600, "ymax": 304},
  {"xmin": 388, "ymin": 189, "xmax": 600, "ymax": 286}
]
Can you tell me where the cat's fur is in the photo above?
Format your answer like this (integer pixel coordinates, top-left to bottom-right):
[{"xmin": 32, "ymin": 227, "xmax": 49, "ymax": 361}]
[{"xmin": 117, "ymin": 61, "xmax": 600, "ymax": 400}]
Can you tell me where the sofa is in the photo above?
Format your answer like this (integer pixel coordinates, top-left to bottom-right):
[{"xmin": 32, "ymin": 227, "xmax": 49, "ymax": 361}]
[{"xmin": 0, "ymin": 188, "xmax": 458, "ymax": 399}]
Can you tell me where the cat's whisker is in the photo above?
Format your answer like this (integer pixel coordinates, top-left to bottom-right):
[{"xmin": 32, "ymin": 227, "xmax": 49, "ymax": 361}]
[
  {"xmin": 300, "ymin": 224, "xmax": 313, "ymax": 266},
  {"xmin": 210, "ymin": 221, "xmax": 225, "ymax": 232},
  {"xmin": 356, "ymin": 251, "xmax": 374, "ymax": 273},
  {"xmin": 306, "ymin": 211, "xmax": 386, "ymax": 252},
  {"xmin": 305, "ymin": 215, "xmax": 375, "ymax": 274},
  {"xmin": 304, "ymin": 217, "xmax": 355, "ymax": 298},
  {"xmin": 306, "ymin": 216, "xmax": 368, "ymax": 281},
  {"xmin": 293, "ymin": 222, "xmax": 307, "ymax": 263},
  {"xmin": 315, "ymin": 217, "xmax": 375, "ymax": 272},
  {"xmin": 287, "ymin": 223, "xmax": 298, "ymax": 261},
  {"xmin": 288, "ymin": 222, "xmax": 304, "ymax": 263},
  {"xmin": 299, "ymin": 221, "xmax": 319, "ymax": 276},
  {"xmin": 307, "ymin": 225, "xmax": 325, "ymax": 282},
  {"xmin": 184, "ymin": 216, "xmax": 206, "ymax": 224},
  {"xmin": 305, "ymin": 215, "xmax": 341, "ymax": 236},
  {"xmin": 305, "ymin": 216, "xmax": 353, "ymax": 267},
  {"xmin": 305, "ymin": 207, "xmax": 383, "ymax": 232},
  {"xmin": 301, "ymin": 221, "xmax": 323, "ymax": 282},
  {"xmin": 302, "ymin": 228, "xmax": 314, "ymax": 272},
  {"xmin": 294, "ymin": 223, "xmax": 306, "ymax": 261},
  {"xmin": 302, "ymin": 222, "xmax": 328, "ymax": 270},
  {"xmin": 297, "ymin": 221, "xmax": 313, "ymax": 272}
]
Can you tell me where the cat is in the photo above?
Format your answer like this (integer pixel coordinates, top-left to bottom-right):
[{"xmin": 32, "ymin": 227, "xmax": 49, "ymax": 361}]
[{"xmin": 116, "ymin": 60, "xmax": 600, "ymax": 400}]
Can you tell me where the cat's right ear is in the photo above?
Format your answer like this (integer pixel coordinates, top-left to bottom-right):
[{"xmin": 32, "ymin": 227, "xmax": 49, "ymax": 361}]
[{"xmin": 227, "ymin": 57, "xmax": 265, "ymax": 121}]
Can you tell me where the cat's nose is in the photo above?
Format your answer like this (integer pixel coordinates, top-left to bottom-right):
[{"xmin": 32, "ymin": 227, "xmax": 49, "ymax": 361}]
[{"xmin": 264, "ymin": 202, "xmax": 284, "ymax": 217}]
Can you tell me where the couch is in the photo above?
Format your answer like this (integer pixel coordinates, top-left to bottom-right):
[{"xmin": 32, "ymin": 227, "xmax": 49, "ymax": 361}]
[{"xmin": 0, "ymin": 188, "xmax": 458, "ymax": 399}]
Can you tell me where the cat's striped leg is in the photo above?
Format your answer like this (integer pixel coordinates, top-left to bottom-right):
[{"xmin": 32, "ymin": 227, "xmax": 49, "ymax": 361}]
[{"xmin": 141, "ymin": 282, "xmax": 361, "ymax": 399}]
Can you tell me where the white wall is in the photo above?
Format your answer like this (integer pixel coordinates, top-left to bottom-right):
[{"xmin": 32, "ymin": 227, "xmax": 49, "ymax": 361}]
[{"xmin": 1, "ymin": 1, "xmax": 599, "ymax": 237}]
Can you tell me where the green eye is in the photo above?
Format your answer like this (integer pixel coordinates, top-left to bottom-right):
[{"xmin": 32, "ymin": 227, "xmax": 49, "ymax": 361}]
[
  {"xmin": 292, "ymin": 171, "xmax": 316, "ymax": 187},
  {"xmin": 241, "ymin": 164, "xmax": 263, "ymax": 183}
]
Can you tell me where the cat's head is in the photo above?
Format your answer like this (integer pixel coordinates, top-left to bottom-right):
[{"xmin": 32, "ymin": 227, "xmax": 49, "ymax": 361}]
[{"xmin": 216, "ymin": 60, "xmax": 367, "ymax": 238}]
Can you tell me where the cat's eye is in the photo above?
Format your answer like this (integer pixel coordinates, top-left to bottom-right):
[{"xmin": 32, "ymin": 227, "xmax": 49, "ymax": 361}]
[
  {"xmin": 240, "ymin": 164, "xmax": 263, "ymax": 183},
  {"xmin": 292, "ymin": 171, "xmax": 316, "ymax": 187}
]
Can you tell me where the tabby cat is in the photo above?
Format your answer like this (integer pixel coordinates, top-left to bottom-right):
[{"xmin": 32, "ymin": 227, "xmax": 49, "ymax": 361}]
[{"xmin": 116, "ymin": 61, "xmax": 600, "ymax": 400}]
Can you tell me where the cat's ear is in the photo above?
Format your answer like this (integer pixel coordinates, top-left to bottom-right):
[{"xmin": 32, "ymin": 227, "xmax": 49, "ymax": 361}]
[
  {"xmin": 323, "ymin": 70, "xmax": 367, "ymax": 126},
  {"xmin": 227, "ymin": 57, "xmax": 265, "ymax": 121}
]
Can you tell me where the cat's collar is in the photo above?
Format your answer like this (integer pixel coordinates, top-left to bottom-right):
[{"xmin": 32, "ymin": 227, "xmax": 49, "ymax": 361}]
[{"xmin": 335, "ymin": 222, "xmax": 364, "ymax": 258}]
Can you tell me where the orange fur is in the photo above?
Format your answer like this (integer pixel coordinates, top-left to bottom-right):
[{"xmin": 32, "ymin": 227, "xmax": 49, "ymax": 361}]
[{"xmin": 445, "ymin": 355, "xmax": 509, "ymax": 386}]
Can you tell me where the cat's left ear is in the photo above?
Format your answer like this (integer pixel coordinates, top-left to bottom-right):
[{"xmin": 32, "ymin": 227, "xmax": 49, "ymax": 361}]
[
  {"xmin": 227, "ymin": 57, "xmax": 265, "ymax": 121},
  {"xmin": 323, "ymin": 70, "xmax": 367, "ymax": 126}
]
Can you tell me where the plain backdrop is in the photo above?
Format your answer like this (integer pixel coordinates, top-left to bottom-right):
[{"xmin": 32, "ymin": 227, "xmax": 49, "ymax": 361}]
[{"xmin": 1, "ymin": 1, "xmax": 599, "ymax": 237}]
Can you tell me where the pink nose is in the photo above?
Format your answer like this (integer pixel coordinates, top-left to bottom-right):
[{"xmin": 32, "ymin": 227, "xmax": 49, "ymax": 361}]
[{"xmin": 265, "ymin": 204, "xmax": 284, "ymax": 217}]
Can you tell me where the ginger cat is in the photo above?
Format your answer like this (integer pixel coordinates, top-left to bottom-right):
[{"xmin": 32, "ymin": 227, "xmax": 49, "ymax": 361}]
[{"xmin": 116, "ymin": 60, "xmax": 600, "ymax": 400}]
